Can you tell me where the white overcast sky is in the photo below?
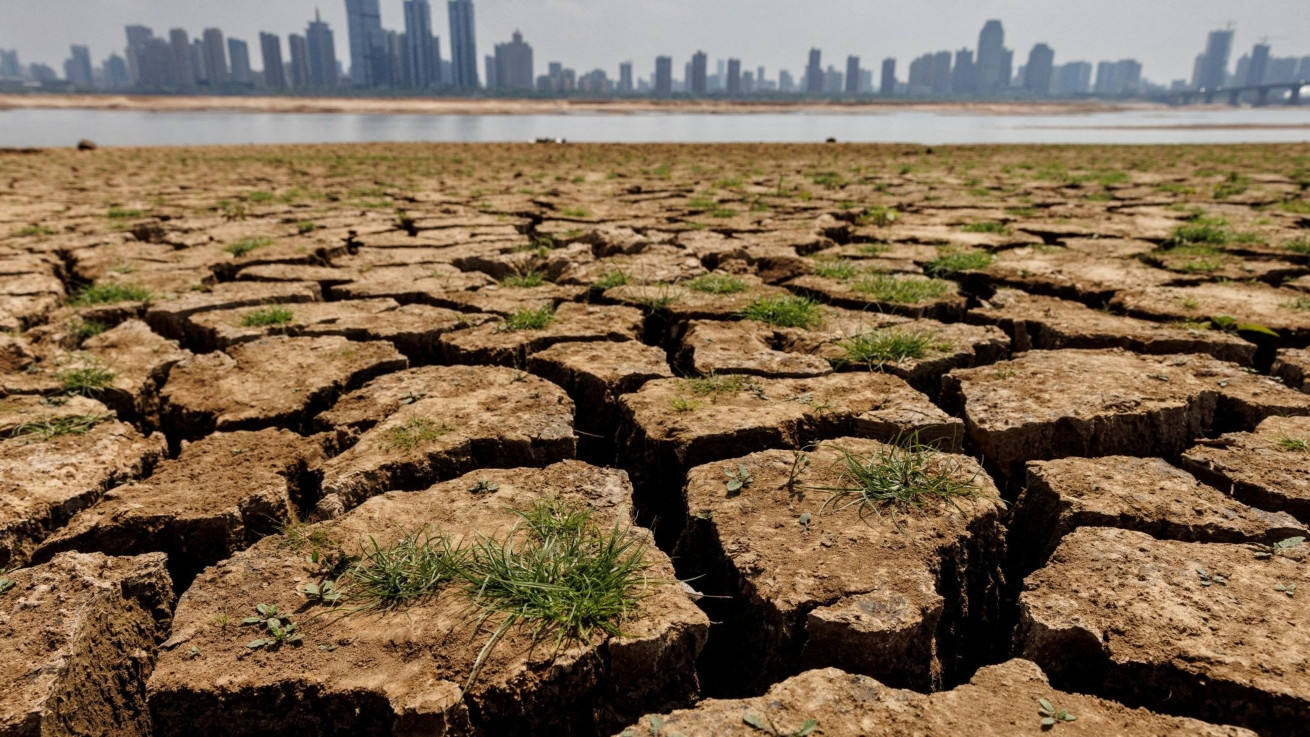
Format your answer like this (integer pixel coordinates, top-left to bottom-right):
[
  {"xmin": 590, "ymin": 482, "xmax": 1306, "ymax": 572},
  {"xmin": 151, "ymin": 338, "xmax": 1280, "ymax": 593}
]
[{"xmin": 2, "ymin": 0, "xmax": 1307, "ymax": 83}]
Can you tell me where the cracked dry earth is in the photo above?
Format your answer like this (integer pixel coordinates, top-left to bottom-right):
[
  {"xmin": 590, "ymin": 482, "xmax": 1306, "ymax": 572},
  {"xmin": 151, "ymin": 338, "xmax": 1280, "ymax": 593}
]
[{"xmin": 0, "ymin": 142, "xmax": 1309, "ymax": 736}]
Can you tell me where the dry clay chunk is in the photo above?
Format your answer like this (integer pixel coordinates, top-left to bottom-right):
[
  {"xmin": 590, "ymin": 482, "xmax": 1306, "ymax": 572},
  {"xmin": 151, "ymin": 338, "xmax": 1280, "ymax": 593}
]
[
  {"xmin": 0, "ymin": 411, "xmax": 166, "ymax": 569},
  {"xmin": 1010, "ymin": 456, "xmax": 1307, "ymax": 573},
  {"xmin": 1181, "ymin": 415, "xmax": 1310, "ymax": 523},
  {"xmin": 675, "ymin": 320, "xmax": 834, "ymax": 379},
  {"xmin": 161, "ymin": 336, "xmax": 407, "ymax": 439},
  {"xmin": 0, "ymin": 552, "xmax": 174, "ymax": 737},
  {"xmin": 1274, "ymin": 348, "xmax": 1309, "ymax": 392},
  {"xmin": 439, "ymin": 302, "xmax": 643, "ymax": 366},
  {"xmin": 969, "ymin": 289, "xmax": 1255, "ymax": 365},
  {"xmin": 1018, "ymin": 527, "xmax": 1310, "ymax": 737},
  {"xmin": 78, "ymin": 319, "xmax": 191, "ymax": 422},
  {"xmin": 34, "ymin": 429, "xmax": 325, "ymax": 585},
  {"xmin": 676, "ymin": 439, "xmax": 1004, "ymax": 693},
  {"xmin": 143, "ymin": 281, "xmax": 321, "ymax": 342},
  {"xmin": 619, "ymin": 660, "xmax": 1254, "ymax": 737},
  {"xmin": 1111, "ymin": 282, "xmax": 1310, "ymax": 343},
  {"xmin": 526, "ymin": 340, "xmax": 672, "ymax": 440},
  {"xmin": 942, "ymin": 349, "xmax": 1310, "ymax": 474},
  {"xmin": 148, "ymin": 463, "xmax": 707, "ymax": 737},
  {"xmin": 315, "ymin": 365, "xmax": 575, "ymax": 516}
]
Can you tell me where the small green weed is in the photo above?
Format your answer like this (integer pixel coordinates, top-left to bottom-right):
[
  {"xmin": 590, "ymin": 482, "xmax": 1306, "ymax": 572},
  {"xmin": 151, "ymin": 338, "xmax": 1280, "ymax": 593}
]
[
  {"xmin": 0, "ymin": 571, "xmax": 14, "ymax": 596},
  {"xmin": 498, "ymin": 305, "xmax": 556, "ymax": 332},
  {"xmin": 741, "ymin": 296, "xmax": 824, "ymax": 329},
  {"xmin": 225, "ymin": 237, "xmax": 272, "ymax": 257},
  {"xmin": 724, "ymin": 464, "xmax": 753, "ymax": 495},
  {"xmin": 684, "ymin": 273, "xmax": 749, "ymax": 295},
  {"xmin": 348, "ymin": 529, "xmax": 464, "ymax": 612},
  {"xmin": 70, "ymin": 282, "xmax": 153, "ymax": 306},
  {"xmin": 592, "ymin": 270, "xmax": 630, "ymax": 291},
  {"xmin": 838, "ymin": 329, "xmax": 951, "ymax": 368},
  {"xmin": 852, "ymin": 274, "xmax": 952, "ymax": 304},
  {"xmin": 106, "ymin": 207, "xmax": 143, "ymax": 219},
  {"xmin": 560, "ymin": 207, "xmax": 591, "ymax": 218},
  {"xmin": 857, "ymin": 206, "xmax": 898, "ymax": 227},
  {"xmin": 1038, "ymin": 699, "xmax": 1076, "ymax": 729},
  {"xmin": 1282, "ymin": 298, "xmax": 1310, "ymax": 312},
  {"xmin": 743, "ymin": 713, "xmax": 818, "ymax": 736},
  {"xmin": 1196, "ymin": 567, "xmax": 1228, "ymax": 587},
  {"xmin": 1276, "ymin": 436, "xmax": 1309, "ymax": 453},
  {"xmin": 14, "ymin": 224, "xmax": 54, "ymax": 237},
  {"xmin": 1275, "ymin": 583, "xmax": 1298, "ymax": 598},
  {"xmin": 811, "ymin": 259, "xmax": 860, "ymax": 281},
  {"xmin": 502, "ymin": 271, "xmax": 548, "ymax": 288},
  {"xmin": 670, "ymin": 396, "xmax": 703, "ymax": 413},
  {"xmin": 295, "ymin": 220, "xmax": 318, "ymax": 234},
  {"xmin": 926, "ymin": 250, "xmax": 993, "ymax": 277},
  {"xmin": 240, "ymin": 307, "xmax": 295, "ymax": 327},
  {"xmin": 1284, "ymin": 238, "xmax": 1310, "ymax": 255},
  {"xmin": 380, "ymin": 417, "xmax": 451, "ymax": 451},
  {"xmin": 242, "ymin": 603, "xmax": 302, "ymax": 650},
  {"xmin": 13, "ymin": 413, "xmax": 112, "ymax": 442},
  {"xmin": 961, "ymin": 221, "xmax": 1009, "ymax": 234},
  {"xmin": 66, "ymin": 318, "xmax": 107, "ymax": 348},
  {"xmin": 58, "ymin": 359, "xmax": 116, "ymax": 397},
  {"xmin": 682, "ymin": 373, "xmax": 762, "ymax": 398},
  {"xmin": 1250, "ymin": 536, "xmax": 1305, "ymax": 560}
]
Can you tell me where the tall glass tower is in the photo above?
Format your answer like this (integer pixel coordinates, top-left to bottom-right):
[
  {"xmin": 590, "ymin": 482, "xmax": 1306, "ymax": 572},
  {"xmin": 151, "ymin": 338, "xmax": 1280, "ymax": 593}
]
[{"xmin": 448, "ymin": 0, "xmax": 479, "ymax": 90}]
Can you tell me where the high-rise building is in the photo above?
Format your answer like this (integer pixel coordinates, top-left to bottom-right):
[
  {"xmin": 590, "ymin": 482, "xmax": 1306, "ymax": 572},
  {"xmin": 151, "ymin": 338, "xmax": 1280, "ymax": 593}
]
[
  {"xmin": 880, "ymin": 58, "xmax": 896, "ymax": 96},
  {"xmin": 778, "ymin": 69, "xmax": 794, "ymax": 93},
  {"xmin": 493, "ymin": 31, "xmax": 533, "ymax": 91},
  {"xmin": 202, "ymin": 28, "xmax": 228, "ymax": 84},
  {"xmin": 726, "ymin": 58, "xmax": 741, "ymax": 95},
  {"xmin": 1024, "ymin": 44, "xmax": 1055, "ymax": 95},
  {"xmin": 260, "ymin": 33, "xmax": 286, "ymax": 89},
  {"xmin": 805, "ymin": 48, "xmax": 823, "ymax": 93},
  {"xmin": 689, "ymin": 51, "xmax": 708, "ymax": 95},
  {"xmin": 288, "ymin": 34, "xmax": 311, "ymax": 88},
  {"xmin": 124, "ymin": 25, "xmax": 154, "ymax": 84},
  {"xmin": 1266, "ymin": 56, "xmax": 1299, "ymax": 85},
  {"xmin": 64, "ymin": 45, "xmax": 94, "ymax": 87},
  {"xmin": 844, "ymin": 56, "xmax": 860, "ymax": 94},
  {"xmin": 931, "ymin": 50, "xmax": 953, "ymax": 95},
  {"xmin": 1053, "ymin": 61, "xmax": 1092, "ymax": 96},
  {"xmin": 448, "ymin": 0, "xmax": 479, "ymax": 90},
  {"xmin": 1246, "ymin": 43, "xmax": 1271, "ymax": 86},
  {"xmin": 228, "ymin": 38, "xmax": 253, "ymax": 85},
  {"xmin": 952, "ymin": 49, "xmax": 976, "ymax": 94},
  {"xmin": 103, "ymin": 54, "xmax": 130, "ymax": 88},
  {"xmin": 190, "ymin": 39, "xmax": 208, "ymax": 83},
  {"xmin": 1094, "ymin": 59, "xmax": 1143, "ymax": 95},
  {"xmin": 306, "ymin": 11, "xmax": 339, "ymax": 87},
  {"xmin": 618, "ymin": 61, "xmax": 633, "ymax": 92},
  {"xmin": 0, "ymin": 49, "xmax": 22, "ymax": 79},
  {"xmin": 654, "ymin": 56, "xmax": 673, "ymax": 96},
  {"xmin": 345, "ymin": 0, "xmax": 386, "ymax": 86},
  {"xmin": 484, "ymin": 55, "xmax": 497, "ymax": 90},
  {"xmin": 1194, "ymin": 28, "xmax": 1234, "ymax": 90},
  {"xmin": 402, "ymin": 0, "xmax": 441, "ymax": 88},
  {"xmin": 168, "ymin": 30, "xmax": 195, "ymax": 87},
  {"xmin": 976, "ymin": 20, "xmax": 1012, "ymax": 93}
]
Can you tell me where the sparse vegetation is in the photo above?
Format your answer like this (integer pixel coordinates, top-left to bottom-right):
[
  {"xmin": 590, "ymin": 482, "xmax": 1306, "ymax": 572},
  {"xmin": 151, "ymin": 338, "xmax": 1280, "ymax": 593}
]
[
  {"xmin": 501, "ymin": 271, "xmax": 548, "ymax": 288},
  {"xmin": 592, "ymin": 269, "xmax": 630, "ymax": 291},
  {"xmin": 743, "ymin": 713, "xmax": 819, "ymax": 736},
  {"xmin": 684, "ymin": 273, "xmax": 749, "ymax": 294},
  {"xmin": 498, "ymin": 304, "xmax": 556, "ymax": 331},
  {"xmin": 1276, "ymin": 435, "xmax": 1309, "ymax": 453},
  {"xmin": 852, "ymin": 274, "xmax": 952, "ymax": 304},
  {"xmin": 811, "ymin": 259, "xmax": 860, "ymax": 281},
  {"xmin": 225, "ymin": 237, "xmax": 272, "ymax": 257},
  {"xmin": 1249, "ymin": 536, "xmax": 1305, "ymax": 560},
  {"xmin": 57, "ymin": 358, "xmax": 116, "ymax": 397},
  {"xmin": 65, "ymin": 318, "xmax": 108, "ymax": 348},
  {"xmin": 106, "ymin": 207, "xmax": 143, "ymax": 219},
  {"xmin": 380, "ymin": 417, "xmax": 451, "ymax": 451},
  {"xmin": 240, "ymin": 306, "xmax": 295, "ymax": 327},
  {"xmin": 1038, "ymin": 699, "xmax": 1076, "ymax": 729},
  {"xmin": 347, "ymin": 529, "xmax": 464, "ymax": 612},
  {"xmin": 926, "ymin": 249, "xmax": 993, "ymax": 277},
  {"xmin": 741, "ymin": 295, "xmax": 824, "ymax": 328},
  {"xmin": 837, "ymin": 329, "xmax": 951, "ymax": 368},
  {"xmin": 242, "ymin": 603, "xmax": 303, "ymax": 650},
  {"xmin": 12, "ymin": 413, "xmax": 113, "ymax": 442},
  {"xmin": 295, "ymin": 220, "xmax": 318, "ymax": 234},
  {"xmin": 724, "ymin": 464, "xmax": 753, "ymax": 494},
  {"xmin": 14, "ymin": 224, "xmax": 55, "ymax": 237},
  {"xmin": 961, "ymin": 221, "xmax": 1009, "ymax": 234},
  {"xmin": 69, "ymin": 282, "xmax": 153, "ymax": 306}
]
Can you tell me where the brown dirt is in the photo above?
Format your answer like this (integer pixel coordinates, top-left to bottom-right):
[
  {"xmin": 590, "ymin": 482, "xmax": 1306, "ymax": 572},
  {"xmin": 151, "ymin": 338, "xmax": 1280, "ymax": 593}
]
[
  {"xmin": 1274, "ymin": 347, "xmax": 1309, "ymax": 392},
  {"xmin": 439, "ymin": 302, "xmax": 644, "ymax": 367},
  {"xmin": 1180, "ymin": 415, "xmax": 1310, "ymax": 523},
  {"xmin": 675, "ymin": 438, "xmax": 1004, "ymax": 694},
  {"xmin": 619, "ymin": 660, "xmax": 1254, "ymax": 736},
  {"xmin": 1111, "ymin": 282, "xmax": 1310, "ymax": 345},
  {"xmin": 1017, "ymin": 526, "xmax": 1310, "ymax": 736},
  {"xmin": 147, "ymin": 462, "xmax": 707, "ymax": 737},
  {"xmin": 785, "ymin": 273, "xmax": 968, "ymax": 321},
  {"xmin": 0, "ymin": 552, "xmax": 174, "ymax": 737}
]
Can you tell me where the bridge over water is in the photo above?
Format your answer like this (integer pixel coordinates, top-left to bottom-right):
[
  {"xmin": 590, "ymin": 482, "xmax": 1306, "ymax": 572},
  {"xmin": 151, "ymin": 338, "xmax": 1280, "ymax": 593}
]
[{"xmin": 1165, "ymin": 81, "xmax": 1308, "ymax": 106}]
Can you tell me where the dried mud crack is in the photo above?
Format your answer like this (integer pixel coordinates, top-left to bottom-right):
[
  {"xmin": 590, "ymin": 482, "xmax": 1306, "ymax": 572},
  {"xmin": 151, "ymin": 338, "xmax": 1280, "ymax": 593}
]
[{"xmin": 1, "ymin": 142, "xmax": 1309, "ymax": 736}]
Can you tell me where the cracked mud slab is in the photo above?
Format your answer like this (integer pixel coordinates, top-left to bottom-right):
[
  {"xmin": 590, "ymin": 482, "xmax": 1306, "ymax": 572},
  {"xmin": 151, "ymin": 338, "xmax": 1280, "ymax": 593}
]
[{"xmin": 1180, "ymin": 415, "xmax": 1310, "ymax": 523}]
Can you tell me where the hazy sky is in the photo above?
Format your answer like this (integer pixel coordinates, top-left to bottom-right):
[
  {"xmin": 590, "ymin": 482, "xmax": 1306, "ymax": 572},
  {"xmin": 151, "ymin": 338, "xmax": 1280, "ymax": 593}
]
[{"xmin": 2, "ymin": 0, "xmax": 1307, "ymax": 84}]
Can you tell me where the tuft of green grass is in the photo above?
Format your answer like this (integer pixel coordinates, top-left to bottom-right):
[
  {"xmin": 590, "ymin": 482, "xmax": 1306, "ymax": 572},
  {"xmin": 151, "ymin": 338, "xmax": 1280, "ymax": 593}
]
[
  {"xmin": 14, "ymin": 224, "xmax": 55, "ymax": 237},
  {"xmin": 1283, "ymin": 298, "xmax": 1310, "ymax": 312},
  {"xmin": 852, "ymin": 274, "xmax": 952, "ymax": 304},
  {"xmin": 225, "ymin": 237, "xmax": 272, "ymax": 257},
  {"xmin": 459, "ymin": 501, "xmax": 650, "ymax": 688},
  {"xmin": 347, "ymin": 529, "xmax": 464, "ymax": 612},
  {"xmin": 57, "ymin": 359, "xmax": 116, "ymax": 397},
  {"xmin": 66, "ymin": 318, "xmax": 108, "ymax": 348},
  {"xmin": 70, "ymin": 282, "xmax": 153, "ymax": 306},
  {"xmin": 684, "ymin": 273, "xmax": 749, "ymax": 295},
  {"xmin": 837, "ymin": 329, "xmax": 952, "ymax": 368},
  {"xmin": 811, "ymin": 260, "xmax": 860, "ymax": 281},
  {"xmin": 741, "ymin": 296, "xmax": 824, "ymax": 329},
  {"xmin": 295, "ymin": 221, "xmax": 318, "ymax": 235},
  {"xmin": 925, "ymin": 250, "xmax": 993, "ymax": 277},
  {"xmin": 498, "ymin": 305, "xmax": 556, "ymax": 332},
  {"xmin": 560, "ymin": 207, "xmax": 591, "ymax": 218},
  {"xmin": 961, "ymin": 221, "xmax": 1009, "ymax": 235},
  {"xmin": 670, "ymin": 396, "xmax": 703, "ymax": 413},
  {"xmin": 807, "ymin": 439, "xmax": 984, "ymax": 528},
  {"xmin": 501, "ymin": 271, "xmax": 548, "ymax": 288},
  {"xmin": 12, "ymin": 413, "xmax": 113, "ymax": 442},
  {"xmin": 380, "ymin": 417, "xmax": 451, "ymax": 451},
  {"xmin": 1277, "ymin": 435, "xmax": 1309, "ymax": 453},
  {"xmin": 857, "ymin": 206, "xmax": 898, "ymax": 227},
  {"xmin": 592, "ymin": 269, "xmax": 630, "ymax": 291},
  {"xmin": 682, "ymin": 373, "xmax": 761, "ymax": 398},
  {"xmin": 241, "ymin": 307, "xmax": 295, "ymax": 327},
  {"xmin": 106, "ymin": 207, "xmax": 143, "ymax": 219},
  {"xmin": 1285, "ymin": 238, "xmax": 1310, "ymax": 255}
]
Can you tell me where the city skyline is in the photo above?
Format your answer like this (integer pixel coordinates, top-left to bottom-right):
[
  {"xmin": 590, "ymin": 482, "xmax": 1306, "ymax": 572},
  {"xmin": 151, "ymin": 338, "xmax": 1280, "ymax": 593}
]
[{"xmin": 2, "ymin": 0, "xmax": 1308, "ymax": 87}]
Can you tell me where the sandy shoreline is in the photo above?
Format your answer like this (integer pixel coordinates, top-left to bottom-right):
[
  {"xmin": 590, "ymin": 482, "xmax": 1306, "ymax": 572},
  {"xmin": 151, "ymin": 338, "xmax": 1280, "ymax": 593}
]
[{"xmin": 0, "ymin": 92, "xmax": 1172, "ymax": 117}]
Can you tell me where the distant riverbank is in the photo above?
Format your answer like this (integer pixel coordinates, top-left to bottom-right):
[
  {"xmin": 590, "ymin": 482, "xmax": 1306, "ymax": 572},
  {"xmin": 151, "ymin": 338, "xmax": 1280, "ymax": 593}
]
[{"xmin": 0, "ymin": 92, "xmax": 1166, "ymax": 117}]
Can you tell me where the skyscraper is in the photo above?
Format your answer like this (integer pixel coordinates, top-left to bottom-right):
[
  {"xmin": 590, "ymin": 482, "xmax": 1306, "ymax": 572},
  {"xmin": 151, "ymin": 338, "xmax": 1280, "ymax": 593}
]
[
  {"xmin": 1053, "ymin": 62, "xmax": 1092, "ymax": 96},
  {"xmin": 288, "ymin": 34, "xmax": 311, "ymax": 88},
  {"xmin": 844, "ymin": 56, "xmax": 860, "ymax": 94},
  {"xmin": 1195, "ymin": 29, "xmax": 1234, "ymax": 90},
  {"xmin": 104, "ymin": 54, "xmax": 130, "ymax": 88},
  {"xmin": 805, "ymin": 49, "xmax": 823, "ymax": 93},
  {"xmin": 654, "ymin": 56, "xmax": 672, "ymax": 96},
  {"xmin": 493, "ymin": 31, "xmax": 533, "ymax": 91},
  {"xmin": 1024, "ymin": 44, "xmax": 1055, "ymax": 95},
  {"xmin": 169, "ymin": 29, "xmax": 195, "ymax": 87},
  {"xmin": 124, "ymin": 25, "xmax": 154, "ymax": 84},
  {"xmin": 448, "ymin": 0, "xmax": 479, "ymax": 90},
  {"xmin": 228, "ymin": 38, "xmax": 253, "ymax": 85},
  {"xmin": 260, "ymin": 33, "xmax": 286, "ymax": 89},
  {"xmin": 618, "ymin": 61, "xmax": 633, "ymax": 92},
  {"xmin": 306, "ymin": 11, "xmax": 339, "ymax": 88},
  {"xmin": 345, "ymin": 0, "xmax": 386, "ymax": 86},
  {"xmin": 726, "ymin": 58, "xmax": 741, "ymax": 95},
  {"xmin": 976, "ymin": 20, "xmax": 1012, "ymax": 93},
  {"xmin": 690, "ymin": 51, "xmax": 708, "ymax": 95},
  {"xmin": 952, "ymin": 49, "xmax": 976, "ymax": 94},
  {"xmin": 880, "ymin": 58, "xmax": 896, "ymax": 96},
  {"xmin": 202, "ymin": 28, "xmax": 228, "ymax": 84},
  {"xmin": 64, "ymin": 45, "xmax": 93, "ymax": 87},
  {"xmin": 403, "ymin": 0, "xmax": 440, "ymax": 88},
  {"xmin": 1246, "ymin": 43, "xmax": 1271, "ymax": 86}
]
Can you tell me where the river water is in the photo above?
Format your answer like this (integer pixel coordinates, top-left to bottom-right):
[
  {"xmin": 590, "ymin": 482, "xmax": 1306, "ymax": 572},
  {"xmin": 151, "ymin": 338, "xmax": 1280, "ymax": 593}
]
[{"xmin": 2, "ymin": 106, "xmax": 1309, "ymax": 147}]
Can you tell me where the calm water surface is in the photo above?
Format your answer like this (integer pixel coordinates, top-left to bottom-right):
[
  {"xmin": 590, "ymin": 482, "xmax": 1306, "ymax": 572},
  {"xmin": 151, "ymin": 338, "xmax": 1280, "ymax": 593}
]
[{"xmin": 2, "ymin": 107, "xmax": 1309, "ymax": 147}]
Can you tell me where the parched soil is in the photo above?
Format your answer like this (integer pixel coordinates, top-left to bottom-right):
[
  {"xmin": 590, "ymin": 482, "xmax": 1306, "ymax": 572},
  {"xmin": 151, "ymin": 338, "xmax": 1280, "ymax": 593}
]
[{"xmin": 4, "ymin": 142, "xmax": 1310, "ymax": 736}]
